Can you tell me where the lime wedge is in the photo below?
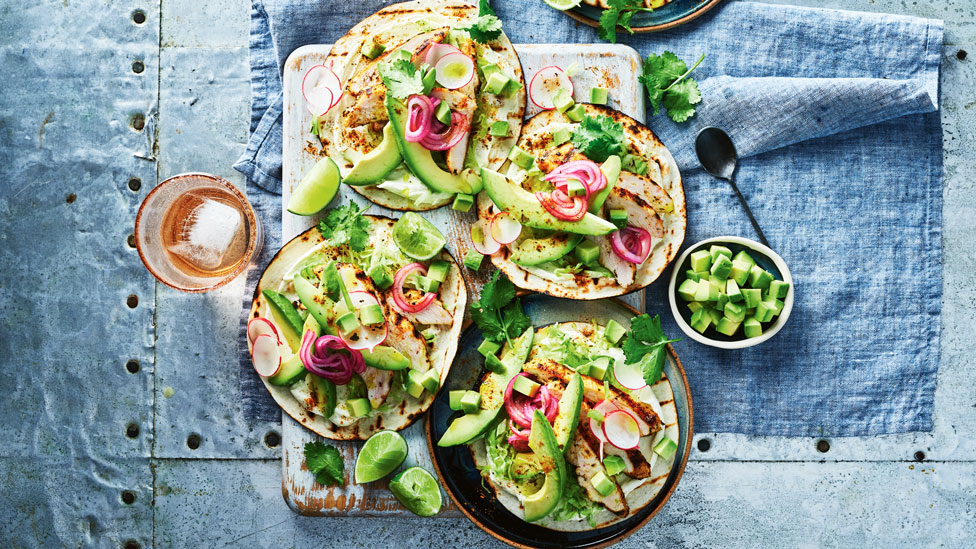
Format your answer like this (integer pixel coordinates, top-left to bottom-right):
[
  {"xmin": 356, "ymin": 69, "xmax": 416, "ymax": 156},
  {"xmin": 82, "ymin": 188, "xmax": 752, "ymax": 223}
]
[
  {"xmin": 354, "ymin": 430, "xmax": 408, "ymax": 484},
  {"xmin": 392, "ymin": 212, "xmax": 447, "ymax": 261},
  {"xmin": 287, "ymin": 156, "xmax": 340, "ymax": 216},
  {"xmin": 389, "ymin": 466, "xmax": 442, "ymax": 517},
  {"xmin": 544, "ymin": 0, "xmax": 583, "ymax": 10}
]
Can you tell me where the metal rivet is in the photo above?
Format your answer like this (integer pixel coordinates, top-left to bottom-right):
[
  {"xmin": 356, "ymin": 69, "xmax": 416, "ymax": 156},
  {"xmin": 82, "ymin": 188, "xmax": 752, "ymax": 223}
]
[
  {"xmin": 130, "ymin": 113, "xmax": 145, "ymax": 132},
  {"xmin": 264, "ymin": 431, "xmax": 281, "ymax": 448},
  {"xmin": 957, "ymin": 50, "xmax": 967, "ymax": 61},
  {"xmin": 123, "ymin": 540, "xmax": 141, "ymax": 549},
  {"xmin": 66, "ymin": 193, "xmax": 76, "ymax": 204},
  {"xmin": 697, "ymin": 438, "xmax": 711, "ymax": 452},
  {"xmin": 816, "ymin": 439, "xmax": 830, "ymax": 453},
  {"xmin": 127, "ymin": 234, "xmax": 136, "ymax": 248},
  {"xmin": 126, "ymin": 294, "xmax": 138, "ymax": 308},
  {"xmin": 132, "ymin": 60, "xmax": 145, "ymax": 74},
  {"xmin": 126, "ymin": 423, "xmax": 140, "ymax": 439},
  {"xmin": 186, "ymin": 433, "xmax": 201, "ymax": 450},
  {"xmin": 914, "ymin": 451, "xmax": 926, "ymax": 462},
  {"xmin": 131, "ymin": 10, "xmax": 146, "ymax": 25},
  {"xmin": 121, "ymin": 490, "xmax": 136, "ymax": 505},
  {"xmin": 128, "ymin": 178, "xmax": 141, "ymax": 192},
  {"xmin": 126, "ymin": 360, "xmax": 140, "ymax": 374}
]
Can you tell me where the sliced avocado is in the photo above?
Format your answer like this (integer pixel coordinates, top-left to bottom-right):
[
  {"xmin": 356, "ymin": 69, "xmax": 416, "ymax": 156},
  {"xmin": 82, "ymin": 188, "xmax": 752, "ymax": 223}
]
[
  {"xmin": 308, "ymin": 374, "xmax": 338, "ymax": 419},
  {"xmin": 523, "ymin": 409, "xmax": 567, "ymax": 522},
  {"xmin": 343, "ymin": 123, "xmax": 403, "ymax": 186},
  {"xmin": 268, "ymin": 353, "xmax": 306, "ymax": 386},
  {"xmin": 385, "ymin": 95, "xmax": 473, "ymax": 195},
  {"xmin": 551, "ymin": 372, "xmax": 583, "ymax": 452},
  {"xmin": 262, "ymin": 289, "xmax": 304, "ymax": 351},
  {"xmin": 437, "ymin": 327, "xmax": 534, "ymax": 447},
  {"xmin": 588, "ymin": 155, "xmax": 621, "ymax": 214},
  {"xmin": 481, "ymin": 169, "xmax": 615, "ymax": 236},
  {"xmin": 293, "ymin": 273, "xmax": 337, "ymax": 334},
  {"xmin": 362, "ymin": 346, "xmax": 410, "ymax": 370},
  {"xmin": 510, "ymin": 230, "xmax": 584, "ymax": 266}
]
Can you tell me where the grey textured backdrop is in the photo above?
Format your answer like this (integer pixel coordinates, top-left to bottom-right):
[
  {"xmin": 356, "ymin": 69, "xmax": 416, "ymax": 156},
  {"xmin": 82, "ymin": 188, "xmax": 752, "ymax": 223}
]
[{"xmin": 0, "ymin": 0, "xmax": 973, "ymax": 547}]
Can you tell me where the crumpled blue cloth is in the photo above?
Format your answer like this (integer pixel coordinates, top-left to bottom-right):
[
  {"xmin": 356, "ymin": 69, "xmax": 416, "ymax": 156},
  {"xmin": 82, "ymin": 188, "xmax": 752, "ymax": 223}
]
[{"xmin": 235, "ymin": 0, "xmax": 943, "ymax": 436}]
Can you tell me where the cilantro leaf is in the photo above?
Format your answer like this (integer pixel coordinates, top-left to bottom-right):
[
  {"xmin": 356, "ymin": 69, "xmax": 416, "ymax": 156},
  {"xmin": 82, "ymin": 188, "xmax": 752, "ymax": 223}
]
[
  {"xmin": 598, "ymin": 0, "xmax": 653, "ymax": 44},
  {"xmin": 304, "ymin": 441, "xmax": 344, "ymax": 487},
  {"xmin": 570, "ymin": 114, "xmax": 626, "ymax": 163},
  {"xmin": 378, "ymin": 58, "xmax": 425, "ymax": 99},
  {"xmin": 317, "ymin": 203, "xmax": 371, "ymax": 252},
  {"xmin": 470, "ymin": 271, "xmax": 531, "ymax": 345},
  {"xmin": 639, "ymin": 51, "xmax": 704, "ymax": 122},
  {"xmin": 462, "ymin": 0, "xmax": 502, "ymax": 43},
  {"xmin": 621, "ymin": 314, "xmax": 679, "ymax": 385},
  {"xmin": 500, "ymin": 299, "xmax": 532, "ymax": 342}
]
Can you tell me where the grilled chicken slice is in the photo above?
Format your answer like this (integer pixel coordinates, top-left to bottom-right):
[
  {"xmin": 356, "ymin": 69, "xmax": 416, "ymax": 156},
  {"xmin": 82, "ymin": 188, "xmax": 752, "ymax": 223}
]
[
  {"xmin": 614, "ymin": 171, "xmax": 674, "ymax": 216},
  {"xmin": 386, "ymin": 290, "xmax": 453, "ymax": 325},
  {"xmin": 595, "ymin": 235, "xmax": 635, "ymax": 287},
  {"xmin": 343, "ymin": 85, "xmax": 388, "ymax": 128},
  {"xmin": 603, "ymin": 184, "xmax": 666, "ymax": 239},
  {"xmin": 361, "ymin": 366, "xmax": 393, "ymax": 409}
]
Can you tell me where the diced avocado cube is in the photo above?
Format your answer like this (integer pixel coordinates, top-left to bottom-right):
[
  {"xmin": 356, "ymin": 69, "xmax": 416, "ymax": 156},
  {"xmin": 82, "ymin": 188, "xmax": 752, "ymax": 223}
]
[
  {"xmin": 748, "ymin": 265, "xmax": 774, "ymax": 290},
  {"xmin": 460, "ymin": 391, "xmax": 481, "ymax": 413},
  {"xmin": 715, "ymin": 317, "xmax": 741, "ymax": 336},
  {"xmin": 434, "ymin": 101, "xmax": 452, "ymax": 125},
  {"xmin": 690, "ymin": 308, "xmax": 712, "ymax": 333},
  {"xmin": 566, "ymin": 179, "xmax": 586, "ymax": 197},
  {"xmin": 418, "ymin": 275, "xmax": 440, "ymax": 293},
  {"xmin": 347, "ymin": 397, "xmax": 372, "ymax": 417},
  {"xmin": 489, "ymin": 120, "xmax": 510, "ymax": 137},
  {"xmin": 609, "ymin": 209, "xmax": 628, "ymax": 229},
  {"xmin": 590, "ymin": 471, "xmax": 615, "ymax": 497},
  {"xmin": 478, "ymin": 339, "xmax": 502, "ymax": 358},
  {"xmin": 742, "ymin": 288, "xmax": 762, "ymax": 308},
  {"xmin": 730, "ymin": 260, "xmax": 751, "ymax": 286},
  {"xmin": 604, "ymin": 319, "xmax": 627, "ymax": 345},
  {"xmin": 709, "ymin": 245, "xmax": 733, "ymax": 263},
  {"xmin": 715, "ymin": 293, "xmax": 728, "ymax": 311},
  {"xmin": 500, "ymin": 78, "xmax": 523, "ymax": 98},
  {"xmin": 512, "ymin": 375, "xmax": 541, "ymax": 397},
  {"xmin": 421, "ymin": 67, "xmax": 436, "ymax": 93},
  {"xmin": 575, "ymin": 239, "xmax": 600, "ymax": 265},
  {"xmin": 449, "ymin": 390, "xmax": 466, "ymax": 411},
  {"xmin": 603, "ymin": 455, "xmax": 626, "ymax": 476},
  {"xmin": 724, "ymin": 301, "xmax": 746, "ymax": 322},
  {"xmin": 689, "ymin": 249, "xmax": 712, "ymax": 272},
  {"xmin": 688, "ymin": 301, "xmax": 704, "ymax": 313},
  {"xmin": 705, "ymin": 307, "xmax": 723, "ymax": 326},
  {"xmin": 733, "ymin": 250, "xmax": 756, "ymax": 268},
  {"xmin": 406, "ymin": 369, "xmax": 426, "ymax": 398},
  {"xmin": 420, "ymin": 368, "xmax": 440, "ymax": 394},
  {"xmin": 708, "ymin": 277, "xmax": 723, "ymax": 301},
  {"xmin": 337, "ymin": 311, "xmax": 361, "ymax": 335},
  {"xmin": 769, "ymin": 279, "xmax": 791, "ymax": 299},
  {"xmin": 653, "ymin": 437, "xmax": 678, "ymax": 459},
  {"xmin": 685, "ymin": 269, "xmax": 702, "ymax": 282},
  {"xmin": 553, "ymin": 88, "xmax": 574, "ymax": 113},
  {"xmin": 743, "ymin": 317, "xmax": 763, "ymax": 338},
  {"xmin": 421, "ymin": 327, "xmax": 437, "ymax": 342},
  {"xmin": 552, "ymin": 126, "xmax": 571, "ymax": 146},
  {"xmin": 479, "ymin": 62, "xmax": 500, "ymax": 78},
  {"xmin": 565, "ymin": 104, "xmax": 586, "ymax": 122},
  {"xmin": 590, "ymin": 87, "xmax": 609, "ymax": 105},
  {"xmin": 485, "ymin": 353, "xmax": 506, "ymax": 374},
  {"xmin": 369, "ymin": 265, "xmax": 394, "ymax": 290},
  {"xmin": 763, "ymin": 295, "xmax": 785, "ymax": 316},
  {"xmin": 486, "ymin": 71, "xmax": 510, "ymax": 94},
  {"xmin": 710, "ymin": 254, "xmax": 733, "ymax": 280},
  {"xmin": 463, "ymin": 249, "xmax": 484, "ymax": 270},
  {"xmin": 754, "ymin": 301, "xmax": 776, "ymax": 322},
  {"xmin": 576, "ymin": 363, "xmax": 591, "ymax": 377},
  {"xmin": 677, "ymin": 279, "xmax": 698, "ymax": 302},
  {"xmin": 452, "ymin": 193, "xmax": 475, "ymax": 212},
  {"xmin": 507, "ymin": 145, "xmax": 535, "ymax": 170},
  {"xmin": 622, "ymin": 153, "xmax": 649, "ymax": 176},
  {"xmin": 586, "ymin": 357, "xmax": 610, "ymax": 381},
  {"xmin": 360, "ymin": 304, "xmax": 385, "ymax": 326},
  {"xmin": 361, "ymin": 39, "xmax": 386, "ymax": 59},
  {"xmin": 427, "ymin": 260, "xmax": 450, "ymax": 283},
  {"xmin": 726, "ymin": 279, "xmax": 743, "ymax": 303},
  {"xmin": 694, "ymin": 279, "xmax": 711, "ymax": 302}
]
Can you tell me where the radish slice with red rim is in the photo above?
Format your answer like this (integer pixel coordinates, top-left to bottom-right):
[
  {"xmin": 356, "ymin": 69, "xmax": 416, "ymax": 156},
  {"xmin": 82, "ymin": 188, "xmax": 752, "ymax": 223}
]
[
  {"xmin": 434, "ymin": 52, "xmax": 475, "ymax": 90},
  {"xmin": 340, "ymin": 291, "xmax": 388, "ymax": 351},
  {"xmin": 589, "ymin": 399, "xmax": 619, "ymax": 443},
  {"xmin": 603, "ymin": 409, "xmax": 641, "ymax": 450},
  {"xmin": 302, "ymin": 65, "xmax": 342, "ymax": 115},
  {"xmin": 612, "ymin": 361, "xmax": 647, "ymax": 391},
  {"xmin": 424, "ymin": 43, "xmax": 462, "ymax": 67},
  {"xmin": 489, "ymin": 212, "xmax": 522, "ymax": 245},
  {"xmin": 251, "ymin": 334, "xmax": 282, "ymax": 377},
  {"xmin": 247, "ymin": 317, "xmax": 280, "ymax": 345},
  {"xmin": 471, "ymin": 219, "xmax": 502, "ymax": 255},
  {"xmin": 528, "ymin": 65, "xmax": 573, "ymax": 110}
]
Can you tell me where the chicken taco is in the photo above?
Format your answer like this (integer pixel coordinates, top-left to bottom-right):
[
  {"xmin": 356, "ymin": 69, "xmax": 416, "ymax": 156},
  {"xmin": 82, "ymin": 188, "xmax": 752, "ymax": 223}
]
[{"xmin": 247, "ymin": 209, "xmax": 466, "ymax": 439}]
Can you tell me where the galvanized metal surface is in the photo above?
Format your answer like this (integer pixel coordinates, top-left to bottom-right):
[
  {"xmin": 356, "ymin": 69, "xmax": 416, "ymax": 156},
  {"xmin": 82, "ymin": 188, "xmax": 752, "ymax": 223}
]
[{"xmin": 0, "ymin": 0, "xmax": 974, "ymax": 547}]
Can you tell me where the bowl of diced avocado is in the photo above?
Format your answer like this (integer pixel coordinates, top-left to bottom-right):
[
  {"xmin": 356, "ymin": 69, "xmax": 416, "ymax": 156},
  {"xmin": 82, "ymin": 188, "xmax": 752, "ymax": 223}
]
[{"xmin": 668, "ymin": 236, "xmax": 794, "ymax": 349}]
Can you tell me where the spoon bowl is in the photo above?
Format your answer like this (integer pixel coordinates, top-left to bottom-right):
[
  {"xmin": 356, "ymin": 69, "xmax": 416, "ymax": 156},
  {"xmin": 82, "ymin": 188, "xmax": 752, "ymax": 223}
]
[{"xmin": 695, "ymin": 126, "xmax": 738, "ymax": 180}]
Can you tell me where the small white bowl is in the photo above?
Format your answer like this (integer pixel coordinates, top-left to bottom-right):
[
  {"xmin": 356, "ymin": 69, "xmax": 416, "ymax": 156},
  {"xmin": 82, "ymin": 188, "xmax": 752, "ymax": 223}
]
[{"xmin": 668, "ymin": 236, "xmax": 794, "ymax": 349}]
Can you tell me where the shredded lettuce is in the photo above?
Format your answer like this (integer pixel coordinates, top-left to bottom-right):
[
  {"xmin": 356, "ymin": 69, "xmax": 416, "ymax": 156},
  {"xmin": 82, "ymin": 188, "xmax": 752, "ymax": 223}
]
[
  {"xmin": 377, "ymin": 176, "xmax": 453, "ymax": 207},
  {"xmin": 550, "ymin": 471, "xmax": 600, "ymax": 527},
  {"xmin": 480, "ymin": 419, "xmax": 518, "ymax": 481}
]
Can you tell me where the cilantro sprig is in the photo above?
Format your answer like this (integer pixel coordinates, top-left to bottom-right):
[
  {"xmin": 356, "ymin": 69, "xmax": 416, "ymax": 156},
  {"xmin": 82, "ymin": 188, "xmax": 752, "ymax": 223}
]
[
  {"xmin": 598, "ymin": 0, "xmax": 654, "ymax": 44},
  {"xmin": 461, "ymin": 0, "xmax": 503, "ymax": 43},
  {"xmin": 570, "ymin": 114, "xmax": 626, "ymax": 163},
  {"xmin": 622, "ymin": 314, "xmax": 679, "ymax": 385},
  {"xmin": 378, "ymin": 58, "xmax": 427, "ymax": 99},
  {"xmin": 304, "ymin": 441, "xmax": 345, "ymax": 487},
  {"xmin": 639, "ymin": 51, "xmax": 705, "ymax": 123},
  {"xmin": 317, "ymin": 203, "xmax": 370, "ymax": 252},
  {"xmin": 470, "ymin": 271, "xmax": 532, "ymax": 347}
]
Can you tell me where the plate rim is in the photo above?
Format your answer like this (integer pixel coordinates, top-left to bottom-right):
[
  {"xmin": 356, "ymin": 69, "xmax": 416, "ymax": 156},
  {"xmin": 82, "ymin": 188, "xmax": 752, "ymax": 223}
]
[{"xmin": 564, "ymin": 0, "xmax": 723, "ymax": 34}]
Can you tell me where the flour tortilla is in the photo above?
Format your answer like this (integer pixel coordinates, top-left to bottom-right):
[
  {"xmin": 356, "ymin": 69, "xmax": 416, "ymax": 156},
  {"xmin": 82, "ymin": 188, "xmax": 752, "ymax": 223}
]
[
  {"xmin": 247, "ymin": 216, "xmax": 466, "ymax": 440},
  {"xmin": 477, "ymin": 104, "xmax": 685, "ymax": 299},
  {"xmin": 320, "ymin": 0, "xmax": 526, "ymax": 211},
  {"xmin": 469, "ymin": 322, "xmax": 680, "ymax": 530}
]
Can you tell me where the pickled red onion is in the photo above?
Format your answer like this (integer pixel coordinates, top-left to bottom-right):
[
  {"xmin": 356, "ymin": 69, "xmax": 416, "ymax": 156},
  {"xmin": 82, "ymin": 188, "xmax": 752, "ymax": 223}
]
[
  {"xmin": 405, "ymin": 95, "xmax": 432, "ymax": 142},
  {"xmin": 535, "ymin": 190, "xmax": 587, "ymax": 221},
  {"xmin": 420, "ymin": 111, "xmax": 469, "ymax": 151},
  {"xmin": 504, "ymin": 373, "xmax": 558, "ymax": 451},
  {"xmin": 544, "ymin": 160, "xmax": 606, "ymax": 198},
  {"xmin": 392, "ymin": 263, "xmax": 436, "ymax": 313},
  {"xmin": 299, "ymin": 331, "xmax": 365, "ymax": 386},
  {"xmin": 610, "ymin": 226, "xmax": 652, "ymax": 264}
]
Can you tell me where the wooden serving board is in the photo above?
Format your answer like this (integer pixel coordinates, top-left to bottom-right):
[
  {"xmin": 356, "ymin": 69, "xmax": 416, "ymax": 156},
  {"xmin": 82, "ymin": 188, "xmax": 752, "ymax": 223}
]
[{"xmin": 280, "ymin": 43, "xmax": 646, "ymax": 517}]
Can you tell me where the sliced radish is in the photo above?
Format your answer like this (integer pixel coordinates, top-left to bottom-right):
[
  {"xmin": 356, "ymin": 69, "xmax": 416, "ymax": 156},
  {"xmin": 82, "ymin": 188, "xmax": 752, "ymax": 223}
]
[
  {"xmin": 251, "ymin": 334, "xmax": 282, "ymax": 377},
  {"xmin": 528, "ymin": 66, "xmax": 573, "ymax": 110},
  {"xmin": 603, "ymin": 409, "xmax": 641, "ymax": 450},
  {"xmin": 247, "ymin": 317, "xmax": 280, "ymax": 345},
  {"xmin": 340, "ymin": 291, "xmax": 388, "ymax": 351},
  {"xmin": 424, "ymin": 43, "xmax": 462, "ymax": 67},
  {"xmin": 489, "ymin": 212, "xmax": 522, "ymax": 245},
  {"xmin": 613, "ymin": 361, "xmax": 647, "ymax": 391},
  {"xmin": 471, "ymin": 219, "xmax": 501, "ymax": 255},
  {"xmin": 589, "ymin": 399, "xmax": 619, "ymax": 443},
  {"xmin": 434, "ymin": 52, "xmax": 475, "ymax": 90},
  {"xmin": 302, "ymin": 65, "xmax": 342, "ymax": 116}
]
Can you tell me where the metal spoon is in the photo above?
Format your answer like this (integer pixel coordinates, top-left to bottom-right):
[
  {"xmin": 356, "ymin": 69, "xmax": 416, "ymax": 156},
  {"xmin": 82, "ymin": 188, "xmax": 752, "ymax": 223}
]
[{"xmin": 695, "ymin": 127, "xmax": 769, "ymax": 247}]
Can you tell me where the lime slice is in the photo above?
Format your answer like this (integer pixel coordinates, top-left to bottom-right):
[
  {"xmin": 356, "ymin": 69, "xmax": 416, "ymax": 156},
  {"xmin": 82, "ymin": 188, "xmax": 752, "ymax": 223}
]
[
  {"xmin": 287, "ymin": 156, "xmax": 340, "ymax": 216},
  {"xmin": 392, "ymin": 212, "xmax": 447, "ymax": 261},
  {"xmin": 544, "ymin": 0, "xmax": 583, "ymax": 10},
  {"xmin": 389, "ymin": 466, "xmax": 442, "ymax": 517},
  {"xmin": 354, "ymin": 430, "xmax": 408, "ymax": 483}
]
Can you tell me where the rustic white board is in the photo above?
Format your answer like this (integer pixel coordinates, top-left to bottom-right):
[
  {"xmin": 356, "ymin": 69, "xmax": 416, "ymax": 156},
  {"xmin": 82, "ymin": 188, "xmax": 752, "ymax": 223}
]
[{"xmin": 279, "ymin": 43, "xmax": 647, "ymax": 516}]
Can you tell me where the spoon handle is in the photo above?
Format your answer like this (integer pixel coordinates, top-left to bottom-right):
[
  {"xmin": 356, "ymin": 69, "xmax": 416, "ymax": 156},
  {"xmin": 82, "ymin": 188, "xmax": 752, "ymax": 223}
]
[{"xmin": 727, "ymin": 175, "xmax": 770, "ymax": 248}]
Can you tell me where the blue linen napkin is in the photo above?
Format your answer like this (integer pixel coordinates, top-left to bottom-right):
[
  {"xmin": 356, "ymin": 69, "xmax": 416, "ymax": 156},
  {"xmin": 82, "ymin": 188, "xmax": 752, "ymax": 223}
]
[{"xmin": 235, "ymin": 0, "xmax": 943, "ymax": 436}]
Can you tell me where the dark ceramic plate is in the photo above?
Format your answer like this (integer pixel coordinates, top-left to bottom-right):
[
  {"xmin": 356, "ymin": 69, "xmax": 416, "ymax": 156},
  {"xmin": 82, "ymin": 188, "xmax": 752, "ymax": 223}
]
[
  {"xmin": 426, "ymin": 295, "xmax": 693, "ymax": 549},
  {"xmin": 565, "ymin": 0, "xmax": 722, "ymax": 34}
]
